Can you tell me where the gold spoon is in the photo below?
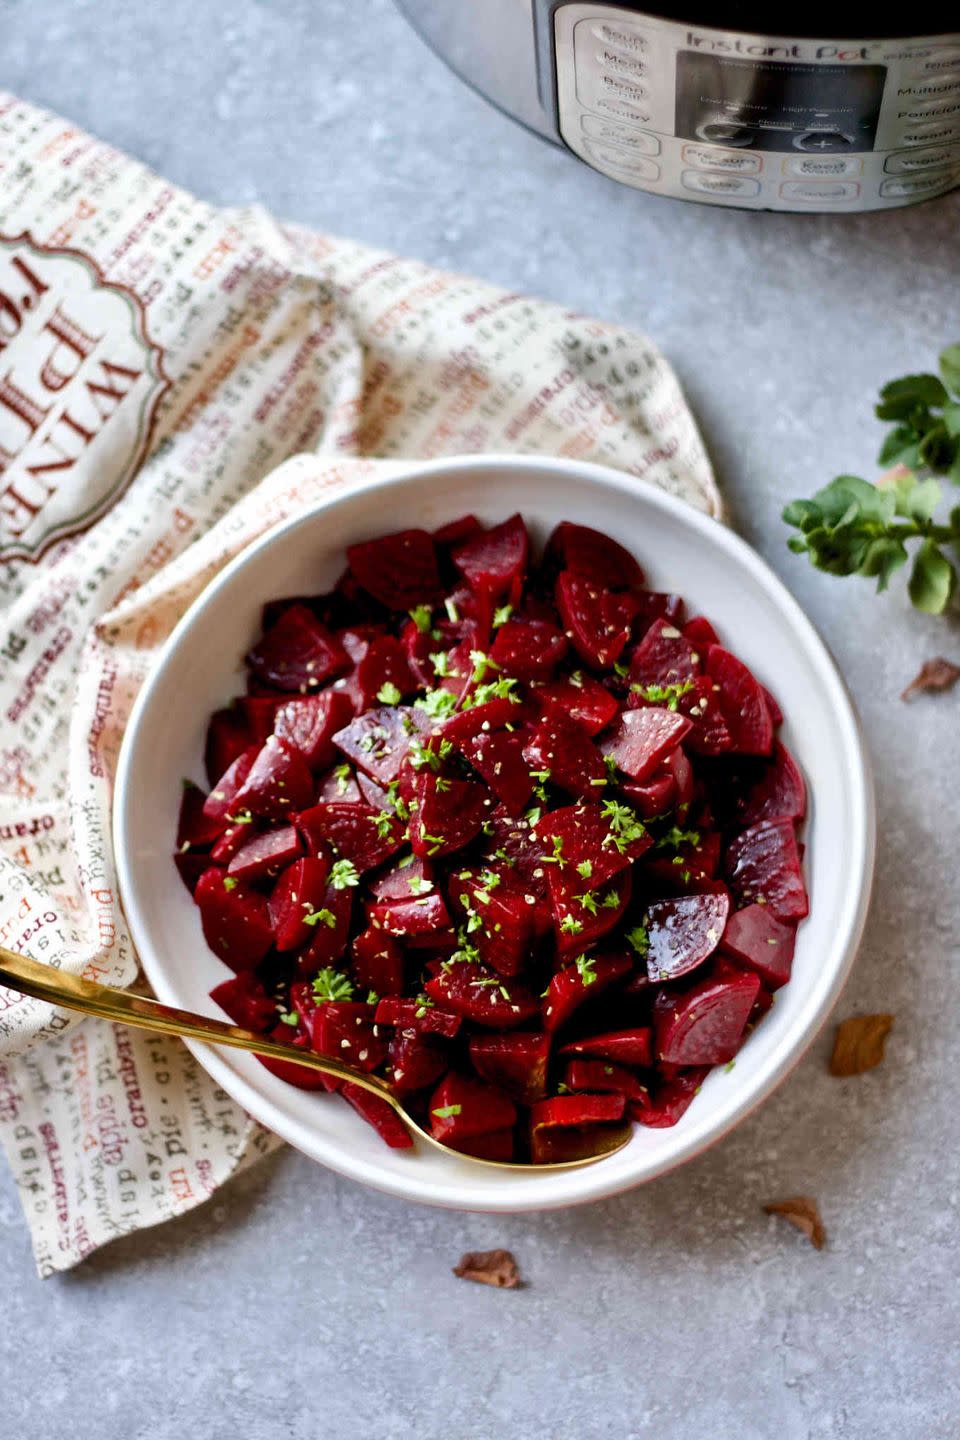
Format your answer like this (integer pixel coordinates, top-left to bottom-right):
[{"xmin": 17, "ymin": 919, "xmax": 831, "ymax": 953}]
[{"xmin": 0, "ymin": 948, "xmax": 632, "ymax": 1170}]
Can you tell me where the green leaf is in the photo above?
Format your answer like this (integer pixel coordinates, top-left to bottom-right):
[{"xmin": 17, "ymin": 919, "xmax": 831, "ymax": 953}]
[
  {"xmin": 918, "ymin": 422, "xmax": 956, "ymax": 473},
  {"xmin": 812, "ymin": 474, "xmax": 894, "ymax": 527},
  {"xmin": 876, "ymin": 373, "xmax": 948, "ymax": 419},
  {"xmin": 942, "ymin": 402, "xmax": 960, "ymax": 439},
  {"xmin": 858, "ymin": 537, "xmax": 909, "ymax": 591},
  {"xmin": 908, "ymin": 539, "xmax": 956, "ymax": 614},
  {"xmin": 782, "ymin": 497, "xmax": 821, "ymax": 530},
  {"xmin": 939, "ymin": 343, "xmax": 960, "ymax": 397},
  {"xmin": 889, "ymin": 472, "xmax": 941, "ymax": 523},
  {"xmin": 877, "ymin": 424, "xmax": 921, "ymax": 469}
]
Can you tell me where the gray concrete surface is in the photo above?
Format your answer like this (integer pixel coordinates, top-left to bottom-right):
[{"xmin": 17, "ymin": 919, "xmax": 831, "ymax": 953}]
[{"xmin": 2, "ymin": 3, "xmax": 959, "ymax": 1437}]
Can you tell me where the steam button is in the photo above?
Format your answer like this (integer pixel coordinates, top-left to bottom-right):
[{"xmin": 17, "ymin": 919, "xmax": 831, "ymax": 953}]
[
  {"xmin": 794, "ymin": 131, "xmax": 854, "ymax": 152},
  {"xmin": 696, "ymin": 121, "xmax": 754, "ymax": 147}
]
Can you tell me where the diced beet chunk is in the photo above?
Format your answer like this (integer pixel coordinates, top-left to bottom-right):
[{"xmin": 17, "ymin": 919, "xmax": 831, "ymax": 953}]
[
  {"xmin": 232, "ymin": 736, "xmax": 315, "ymax": 820},
  {"xmin": 529, "ymin": 1093, "xmax": 626, "ymax": 1164},
  {"xmin": 720, "ymin": 903, "xmax": 796, "ymax": 989},
  {"xmin": 490, "ymin": 618, "xmax": 568, "ymax": 681},
  {"xmin": 452, "ymin": 514, "xmax": 529, "ymax": 601},
  {"xmin": 537, "ymin": 675, "xmax": 619, "ymax": 735},
  {"xmin": 448, "ymin": 869, "xmax": 535, "ymax": 977},
  {"xmin": 620, "ymin": 772, "xmax": 676, "ymax": 819},
  {"xmin": 428, "ymin": 1072, "xmax": 517, "ymax": 1144},
  {"xmin": 177, "ymin": 782, "xmax": 223, "ymax": 851},
  {"xmin": 600, "ymin": 706, "xmax": 692, "ymax": 783},
  {"xmin": 705, "ymin": 645, "xmax": 774, "ymax": 756},
  {"xmin": 387, "ymin": 1027, "xmax": 449, "ymax": 1095},
  {"xmin": 563, "ymin": 1059, "xmax": 649, "ymax": 1103},
  {"xmin": 352, "ymin": 927, "xmax": 405, "ymax": 996},
  {"xmin": 256, "ymin": 1023, "xmax": 333, "ymax": 1091},
  {"xmin": 548, "ymin": 867, "xmax": 631, "ymax": 956},
  {"xmin": 460, "ymin": 727, "xmax": 534, "ymax": 816},
  {"xmin": 332, "ymin": 705, "xmax": 429, "ymax": 785},
  {"xmin": 355, "ymin": 636, "xmax": 417, "ymax": 710},
  {"xmin": 542, "ymin": 950, "xmax": 633, "ymax": 1033},
  {"xmin": 654, "ymin": 970, "xmax": 761, "ymax": 1066},
  {"xmin": 558, "ymin": 1028, "xmax": 653, "ymax": 1067},
  {"xmin": 368, "ymin": 890, "xmax": 452, "ymax": 938},
  {"xmin": 247, "ymin": 604, "xmax": 349, "ymax": 693},
  {"xmin": 546, "ymin": 521, "xmax": 644, "ymax": 588},
  {"xmin": 736, "ymin": 740, "xmax": 806, "ymax": 826},
  {"xmin": 374, "ymin": 997, "xmax": 462, "ymax": 1038},
  {"xmin": 433, "ymin": 513, "xmax": 483, "ymax": 547},
  {"xmin": 273, "ymin": 690, "xmax": 354, "ymax": 771},
  {"xmin": 340, "ymin": 1082, "xmax": 413, "ymax": 1148},
  {"xmin": 310, "ymin": 1000, "xmax": 386, "ymax": 1072},
  {"xmin": 556, "ymin": 571, "xmax": 631, "ymax": 669},
  {"xmin": 202, "ymin": 746, "xmax": 259, "ymax": 828},
  {"xmin": 194, "ymin": 867, "xmax": 273, "ymax": 970},
  {"xmin": 269, "ymin": 856, "xmax": 331, "ymax": 951},
  {"xmin": 468, "ymin": 1032, "xmax": 550, "ymax": 1105},
  {"xmin": 410, "ymin": 773, "xmax": 490, "ymax": 858},
  {"xmin": 204, "ymin": 707, "xmax": 254, "ymax": 789},
  {"xmin": 645, "ymin": 892, "xmax": 730, "ymax": 982},
  {"xmin": 683, "ymin": 616, "xmax": 719, "ymax": 648},
  {"xmin": 535, "ymin": 803, "xmax": 650, "ymax": 887},
  {"xmin": 210, "ymin": 971, "xmax": 279, "ymax": 1032},
  {"xmin": 297, "ymin": 802, "xmax": 403, "ymax": 873},
  {"xmin": 634, "ymin": 1067, "xmax": 710, "ymax": 1128},
  {"xmin": 367, "ymin": 854, "xmax": 435, "ymax": 902},
  {"xmin": 424, "ymin": 962, "xmax": 539, "ymax": 1028},
  {"xmin": 725, "ymin": 818, "xmax": 808, "ymax": 921},
  {"xmin": 523, "ymin": 712, "xmax": 605, "ymax": 800},
  {"xmin": 227, "ymin": 825, "xmax": 302, "ymax": 883},
  {"xmin": 627, "ymin": 617, "xmax": 702, "ymax": 690},
  {"xmin": 347, "ymin": 529, "xmax": 443, "ymax": 610}
]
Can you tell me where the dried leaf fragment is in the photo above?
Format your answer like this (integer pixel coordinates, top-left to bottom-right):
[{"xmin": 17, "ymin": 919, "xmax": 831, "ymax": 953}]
[
  {"xmin": 453, "ymin": 1248, "xmax": 521, "ymax": 1289},
  {"xmin": 830, "ymin": 1013, "xmax": 894, "ymax": 1077},
  {"xmin": 901, "ymin": 657, "xmax": 960, "ymax": 701},
  {"xmin": 763, "ymin": 1196, "xmax": 826, "ymax": 1250}
]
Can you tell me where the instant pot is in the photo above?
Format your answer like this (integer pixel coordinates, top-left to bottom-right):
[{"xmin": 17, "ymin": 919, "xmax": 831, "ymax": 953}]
[{"xmin": 395, "ymin": 2, "xmax": 960, "ymax": 211}]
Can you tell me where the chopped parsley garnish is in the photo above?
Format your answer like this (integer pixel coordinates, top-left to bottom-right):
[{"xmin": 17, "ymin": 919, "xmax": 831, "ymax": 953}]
[
  {"xmin": 493, "ymin": 603, "xmax": 513, "ymax": 627},
  {"xmin": 626, "ymin": 923, "xmax": 650, "ymax": 957},
  {"xmin": 576, "ymin": 859, "xmax": 593, "ymax": 880},
  {"xmin": 278, "ymin": 1009, "xmax": 300, "ymax": 1027},
  {"xmin": 575, "ymin": 954, "xmax": 598, "ymax": 986},
  {"xmin": 415, "ymin": 687, "xmax": 459, "ymax": 720},
  {"xmin": 577, "ymin": 890, "xmax": 599, "ymax": 916},
  {"xmin": 432, "ymin": 1104, "xmax": 462, "ymax": 1119},
  {"xmin": 377, "ymin": 681, "xmax": 402, "ymax": 706},
  {"xmin": 222, "ymin": 876, "xmax": 238, "ymax": 891},
  {"xmin": 409, "ymin": 604, "xmax": 433, "ymax": 633},
  {"xmin": 560, "ymin": 915, "xmax": 584, "ymax": 935},
  {"xmin": 311, "ymin": 968, "xmax": 354, "ymax": 1002},
  {"xmin": 601, "ymin": 798, "xmax": 647, "ymax": 852},
  {"xmin": 329, "ymin": 858, "xmax": 360, "ymax": 889},
  {"xmin": 444, "ymin": 597, "xmax": 460, "ymax": 624},
  {"xmin": 469, "ymin": 649, "xmax": 500, "ymax": 684},
  {"xmin": 630, "ymin": 679, "xmax": 695, "ymax": 711},
  {"xmin": 303, "ymin": 906, "xmax": 337, "ymax": 928}
]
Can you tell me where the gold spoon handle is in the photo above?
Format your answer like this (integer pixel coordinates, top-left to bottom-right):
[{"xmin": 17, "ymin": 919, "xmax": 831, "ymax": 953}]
[{"xmin": 0, "ymin": 946, "xmax": 397, "ymax": 1107}]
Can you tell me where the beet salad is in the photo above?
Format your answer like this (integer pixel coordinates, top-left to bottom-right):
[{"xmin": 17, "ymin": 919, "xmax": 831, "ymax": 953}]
[{"xmin": 175, "ymin": 514, "xmax": 808, "ymax": 1163}]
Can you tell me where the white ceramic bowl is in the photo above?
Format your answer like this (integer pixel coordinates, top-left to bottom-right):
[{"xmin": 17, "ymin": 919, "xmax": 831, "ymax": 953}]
[{"xmin": 115, "ymin": 456, "xmax": 875, "ymax": 1212}]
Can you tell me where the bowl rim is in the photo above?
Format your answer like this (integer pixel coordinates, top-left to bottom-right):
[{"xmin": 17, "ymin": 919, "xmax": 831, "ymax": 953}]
[{"xmin": 114, "ymin": 453, "xmax": 875, "ymax": 1212}]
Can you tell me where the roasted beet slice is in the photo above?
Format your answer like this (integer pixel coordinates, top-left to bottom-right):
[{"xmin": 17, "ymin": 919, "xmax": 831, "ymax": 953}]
[
  {"xmin": 351, "ymin": 926, "xmax": 405, "ymax": 996},
  {"xmin": 194, "ymin": 867, "xmax": 273, "ymax": 970},
  {"xmin": 460, "ymin": 727, "xmax": 534, "ymax": 816},
  {"xmin": 556, "ymin": 571, "xmax": 631, "ymax": 669},
  {"xmin": 177, "ymin": 782, "xmax": 224, "ymax": 851},
  {"xmin": 720, "ymin": 903, "xmax": 796, "ymax": 989},
  {"xmin": 442, "ymin": 697, "xmax": 517, "ymax": 746},
  {"xmin": 311, "ymin": 1000, "xmax": 386, "ymax": 1072},
  {"xmin": 433, "ymin": 513, "xmax": 483, "ymax": 547},
  {"xmin": 600, "ymin": 707, "xmax": 692, "ymax": 783},
  {"xmin": 269, "ymin": 856, "xmax": 331, "ymax": 951},
  {"xmin": 621, "ymin": 771, "xmax": 676, "ymax": 819},
  {"xmin": 210, "ymin": 971, "xmax": 279, "ymax": 1032},
  {"xmin": 448, "ymin": 869, "xmax": 535, "ymax": 977},
  {"xmin": 387, "ymin": 1027, "xmax": 449, "ymax": 1095},
  {"xmin": 661, "ymin": 746, "xmax": 694, "ymax": 816},
  {"xmin": 558, "ymin": 1028, "xmax": 653, "ymax": 1067},
  {"xmin": 627, "ymin": 617, "xmax": 702, "ymax": 690},
  {"xmin": 675, "ymin": 676, "xmax": 732, "ymax": 756},
  {"xmin": 347, "ymin": 529, "xmax": 443, "ymax": 610},
  {"xmin": 202, "ymin": 746, "xmax": 259, "ymax": 828},
  {"xmin": 548, "ymin": 867, "xmax": 631, "ymax": 956},
  {"xmin": 632, "ymin": 591, "xmax": 685, "ymax": 634},
  {"xmin": 332, "ymin": 705, "xmax": 429, "ymax": 785},
  {"xmin": 542, "ymin": 949, "xmax": 633, "ymax": 1032},
  {"xmin": 429, "ymin": 1072, "xmax": 517, "ymax": 1145},
  {"xmin": 227, "ymin": 825, "xmax": 302, "ymax": 883},
  {"xmin": 410, "ymin": 773, "xmax": 490, "ymax": 858},
  {"xmin": 725, "ymin": 818, "xmax": 808, "ymax": 921},
  {"xmin": 204, "ymin": 707, "xmax": 254, "ymax": 789},
  {"xmin": 210, "ymin": 821, "xmax": 255, "ymax": 866},
  {"xmin": 535, "ymin": 802, "xmax": 651, "ymax": 886},
  {"xmin": 536, "ymin": 675, "xmax": 618, "ymax": 735},
  {"xmin": 736, "ymin": 740, "xmax": 806, "ymax": 827},
  {"xmin": 296, "ymin": 884, "xmax": 353, "ymax": 973},
  {"xmin": 452, "ymin": 514, "xmax": 528, "ymax": 601},
  {"xmin": 297, "ymin": 802, "xmax": 403, "ymax": 873},
  {"xmin": 654, "ymin": 970, "xmax": 761, "ymax": 1065},
  {"xmin": 633, "ymin": 1067, "xmax": 710, "ymax": 1128},
  {"xmin": 340, "ymin": 1082, "xmax": 414, "ymax": 1148},
  {"xmin": 316, "ymin": 765, "xmax": 362, "ymax": 803},
  {"xmin": 367, "ymin": 854, "xmax": 435, "ymax": 902},
  {"xmin": 546, "ymin": 521, "xmax": 644, "ymax": 588},
  {"xmin": 232, "ymin": 736, "xmax": 315, "ymax": 821},
  {"xmin": 529, "ymin": 1093, "xmax": 626, "ymax": 1164},
  {"xmin": 424, "ymin": 962, "xmax": 539, "ymax": 1028},
  {"xmin": 490, "ymin": 618, "xmax": 568, "ymax": 681},
  {"xmin": 374, "ymin": 996, "xmax": 462, "ymax": 1038},
  {"xmin": 644, "ymin": 892, "xmax": 730, "ymax": 982},
  {"xmin": 256, "ymin": 1023, "xmax": 332, "ymax": 1091},
  {"xmin": 523, "ymin": 711, "xmax": 606, "ymax": 799},
  {"xmin": 683, "ymin": 616, "xmax": 719, "ymax": 648},
  {"xmin": 762, "ymin": 686, "xmax": 783, "ymax": 727},
  {"xmin": 563, "ymin": 1059, "xmax": 649, "ymax": 1102},
  {"xmin": 247, "ymin": 604, "xmax": 349, "ymax": 693},
  {"xmin": 705, "ymin": 645, "xmax": 774, "ymax": 756},
  {"xmin": 175, "ymin": 851, "xmax": 209, "ymax": 895},
  {"xmin": 238, "ymin": 694, "xmax": 284, "ymax": 742},
  {"xmin": 468, "ymin": 1032, "xmax": 550, "ymax": 1105},
  {"xmin": 355, "ymin": 636, "xmax": 417, "ymax": 710},
  {"xmin": 368, "ymin": 890, "xmax": 452, "ymax": 938},
  {"xmin": 273, "ymin": 690, "xmax": 354, "ymax": 771}
]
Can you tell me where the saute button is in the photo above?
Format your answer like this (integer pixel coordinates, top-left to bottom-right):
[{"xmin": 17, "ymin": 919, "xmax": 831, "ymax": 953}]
[
  {"xmin": 584, "ymin": 140, "xmax": 660, "ymax": 179},
  {"xmin": 581, "ymin": 115, "xmax": 660, "ymax": 153},
  {"xmin": 681, "ymin": 171, "xmax": 761, "ymax": 197},
  {"xmin": 884, "ymin": 142, "xmax": 960, "ymax": 173},
  {"xmin": 779, "ymin": 180, "xmax": 861, "ymax": 202},
  {"xmin": 879, "ymin": 170, "xmax": 958, "ymax": 198},
  {"xmin": 683, "ymin": 144, "xmax": 761, "ymax": 173}
]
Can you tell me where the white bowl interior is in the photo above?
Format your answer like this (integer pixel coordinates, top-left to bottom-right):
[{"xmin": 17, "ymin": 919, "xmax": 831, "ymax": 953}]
[{"xmin": 115, "ymin": 457, "xmax": 873, "ymax": 1212}]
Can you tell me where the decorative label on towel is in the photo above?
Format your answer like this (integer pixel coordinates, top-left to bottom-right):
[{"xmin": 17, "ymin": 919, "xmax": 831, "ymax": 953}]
[{"xmin": 0, "ymin": 233, "xmax": 169, "ymax": 563}]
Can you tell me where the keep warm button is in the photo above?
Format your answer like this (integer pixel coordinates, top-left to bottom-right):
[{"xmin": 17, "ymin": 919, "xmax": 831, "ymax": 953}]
[
  {"xmin": 682, "ymin": 144, "xmax": 762, "ymax": 174},
  {"xmin": 779, "ymin": 180, "xmax": 861, "ymax": 204},
  {"xmin": 681, "ymin": 170, "xmax": 761, "ymax": 197}
]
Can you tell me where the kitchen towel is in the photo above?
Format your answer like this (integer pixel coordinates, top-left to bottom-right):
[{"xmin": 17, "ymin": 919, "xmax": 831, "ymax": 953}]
[{"xmin": 0, "ymin": 91, "xmax": 720, "ymax": 1275}]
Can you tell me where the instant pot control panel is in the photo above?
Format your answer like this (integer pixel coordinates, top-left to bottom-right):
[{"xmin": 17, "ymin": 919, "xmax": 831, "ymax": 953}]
[{"xmin": 553, "ymin": 6, "xmax": 960, "ymax": 210}]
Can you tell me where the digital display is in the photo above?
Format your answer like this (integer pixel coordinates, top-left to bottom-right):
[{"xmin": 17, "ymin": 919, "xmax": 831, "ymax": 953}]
[{"xmin": 675, "ymin": 53, "xmax": 887, "ymax": 153}]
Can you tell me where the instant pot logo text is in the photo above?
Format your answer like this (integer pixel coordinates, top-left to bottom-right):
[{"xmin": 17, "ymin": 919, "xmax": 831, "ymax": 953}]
[
  {"xmin": 0, "ymin": 235, "xmax": 169, "ymax": 563},
  {"xmin": 684, "ymin": 33, "xmax": 880, "ymax": 62}
]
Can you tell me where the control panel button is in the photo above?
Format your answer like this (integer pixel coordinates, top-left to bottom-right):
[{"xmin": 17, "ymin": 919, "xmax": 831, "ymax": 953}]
[
  {"xmin": 913, "ymin": 48, "xmax": 960, "ymax": 75},
  {"xmin": 590, "ymin": 20, "xmax": 648, "ymax": 53},
  {"xmin": 596, "ymin": 48, "xmax": 647, "ymax": 79},
  {"xmin": 900, "ymin": 121, "xmax": 960, "ymax": 146},
  {"xmin": 582, "ymin": 140, "xmax": 660, "ymax": 180},
  {"xmin": 593, "ymin": 97, "xmax": 653, "ymax": 125},
  {"xmin": 682, "ymin": 144, "xmax": 761, "ymax": 174},
  {"xmin": 794, "ymin": 130, "xmax": 854, "ymax": 152},
  {"xmin": 779, "ymin": 180, "xmax": 861, "ymax": 203},
  {"xmin": 898, "ymin": 96, "xmax": 960, "ymax": 121},
  {"xmin": 681, "ymin": 171, "xmax": 761, "ymax": 198},
  {"xmin": 785, "ymin": 155, "xmax": 863, "ymax": 178},
  {"xmin": 902, "ymin": 72, "xmax": 960, "ymax": 100},
  {"xmin": 581, "ymin": 114, "xmax": 660, "ymax": 153},
  {"xmin": 880, "ymin": 170, "xmax": 958, "ymax": 198},
  {"xmin": 695, "ymin": 120, "xmax": 755, "ymax": 147},
  {"xmin": 885, "ymin": 142, "xmax": 960, "ymax": 173}
]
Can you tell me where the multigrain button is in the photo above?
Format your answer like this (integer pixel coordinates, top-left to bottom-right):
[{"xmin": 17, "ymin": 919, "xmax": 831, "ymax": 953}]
[
  {"xmin": 583, "ymin": 140, "xmax": 660, "ymax": 180},
  {"xmin": 880, "ymin": 170, "xmax": 959, "ymax": 198},
  {"xmin": 885, "ymin": 143, "xmax": 960, "ymax": 173},
  {"xmin": 785, "ymin": 155, "xmax": 862, "ymax": 178},
  {"xmin": 901, "ymin": 72, "xmax": 960, "ymax": 99},
  {"xmin": 681, "ymin": 170, "xmax": 761, "ymax": 197},
  {"xmin": 780, "ymin": 180, "xmax": 861, "ymax": 203},
  {"xmin": 581, "ymin": 114, "xmax": 660, "ymax": 153},
  {"xmin": 682, "ymin": 144, "xmax": 761, "ymax": 173}
]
